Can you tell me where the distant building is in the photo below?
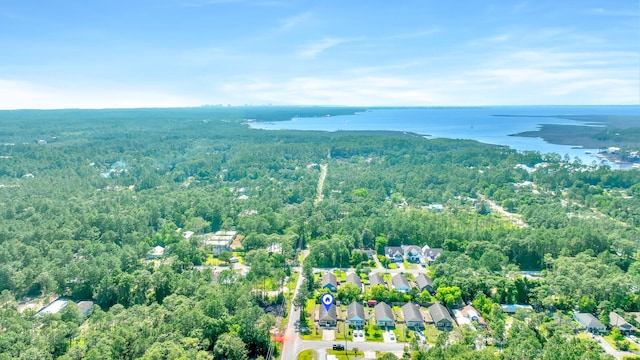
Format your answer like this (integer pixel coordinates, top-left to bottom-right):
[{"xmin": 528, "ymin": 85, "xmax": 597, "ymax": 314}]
[
  {"xmin": 77, "ymin": 301, "xmax": 95, "ymax": 317},
  {"xmin": 610, "ymin": 312, "xmax": 637, "ymax": 335},
  {"xmin": 402, "ymin": 245, "xmax": 423, "ymax": 263},
  {"xmin": 202, "ymin": 231, "xmax": 237, "ymax": 255},
  {"xmin": 392, "ymin": 274, "xmax": 411, "ymax": 293},
  {"xmin": 319, "ymin": 303, "xmax": 337, "ymax": 327},
  {"xmin": 428, "ymin": 204, "xmax": 444, "ymax": 213},
  {"xmin": 574, "ymin": 313, "xmax": 606, "ymax": 334},
  {"xmin": 500, "ymin": 304, "xmax": 533, "ymax": 314},
  {"xmin": 402, "ymin": 303, "xmax": 424, "ymax": 329},
  {"xmin": 345, "ymin": 272, "xmax": 363, "ymax": 291},
  {"xmin": 321, "ymin": 272, "xmax": 338, "ymax": 292},
  {"xmin": 369, "ymin": 273, "xmax": 386, "ymax": 289},
  {"xmin": 38, "ymin": 298, "xmax": 69, "ymax": 316},
  {"xmin": 147, "ymin": 246, "xmax": 165, "ymax": 258},
  {"xmin": 429, "ymin": 302, "xmax": 454, "ymax": 331},
  {"xmin": 384, "ymin": 247, "xmax": 404, "ymax": 262},
  {"xmin": 421, "ymin": 246, "xmax": 443, "ymax": 265},
  {"xmin": 374, "ymin": 302, "xmax": 395, "ymax": 328},
  {"xmin": 347, "ymin": 302, "xmax": 366, "ymax": 327},
  {"xmin": 414, "ymin": 274, "xmax": 435, "ymax": 294},
  {"xmin": 454, "ymin": 305, "xmax": 487, "ymax": 329}
]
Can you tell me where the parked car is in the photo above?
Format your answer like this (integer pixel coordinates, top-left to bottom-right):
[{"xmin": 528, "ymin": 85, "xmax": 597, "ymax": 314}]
[{"xmin": 332, "ymin": 344, "xmax": 345, "ymax": 350}]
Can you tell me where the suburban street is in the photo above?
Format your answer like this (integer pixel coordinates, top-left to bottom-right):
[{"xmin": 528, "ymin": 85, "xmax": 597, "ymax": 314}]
[{"xmin": 281, "ymin": 263, "xmax": 306, "ymax": 360}]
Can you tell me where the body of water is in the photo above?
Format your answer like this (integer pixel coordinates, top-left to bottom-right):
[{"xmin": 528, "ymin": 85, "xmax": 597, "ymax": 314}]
[{"xmin": 249, "ymin": 106, "xmax": 639, "ymax": 166}]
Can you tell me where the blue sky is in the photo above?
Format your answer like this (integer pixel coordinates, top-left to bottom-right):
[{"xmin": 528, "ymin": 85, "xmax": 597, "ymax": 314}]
[{"xmin": 0, "ymin": 0, "xmax": 638, "ymax": 108}]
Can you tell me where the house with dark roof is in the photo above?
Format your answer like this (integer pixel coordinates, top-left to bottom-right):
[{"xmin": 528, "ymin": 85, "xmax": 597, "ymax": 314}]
[
  {"xmin": 414, "ymin": 274, "xmax": 435, "ymax": 294},
  {"xmin": 402, "ymin": 245, "xmax": 423, "ymax": 263},
  {"xmin": 345, "ymin": 272, "xmax": 363, "ymax": 291},
  {"xmin": 347, "ymin": 302, "xmax": 366, "ymax": 327},
  {"xmin": 392, "ymin": 274, "xmax": 411, "ymax": 293},
  {"xmin": 610, "ymin": 312, "xmax": 637, "ymax": 335},
  {"xmin": 574, "ymin": 313, "xmax": 606, "ymax": 334},
  {"xmin": 402, "ymin": 303, "xmax": 424, "ymax": 329},
  {"xmin": 369, "ymin": 273, "xmax": 386, "ymax": 289},
  {"xmin": 421, "ymin": 246, "xmax": 444, "ymax": 265},
  {"xmin": 429, "ymin": 302, "xmax": 454, "ymax": 331},
  {"xmin": 76, "ymin": 301, "xmax": 95, "ymax": 317},
  {"xmin": 375, "ymin": 302, "xmax": 395, "ymax": 328},
  {"xmin": 319, "ymin": 303, "xmax": 338, "ymax": 327},
  {"xmin": 321, "ymin": 272, "xmax": 338, "ymax": 292},
  {"xmin": 384, "ymin": 246, "xmax": 404, "ymax": 262}
]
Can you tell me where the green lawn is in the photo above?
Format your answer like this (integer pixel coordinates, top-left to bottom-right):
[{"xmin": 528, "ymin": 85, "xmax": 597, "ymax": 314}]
[
  {"xmin": 423, "ymin": 324, "xmax": 442, "ymax": 344},
  {"xmin": 603, "ymin": 335, "xmax": 640, "ymax": 351},
  {"xmin": 327, "ymin": 349, "xmax": 364, "ymax": 359},
  {"xmin": 394, "ymin": 324, "xmax": 414, "ymax": 343},
  {"xmin": 297, "ymin": 349, "xmax": 318, "ymax": 360},
  {"xmin": 364, "ymin": 322, "xmax": 386, "ymax": 342}
]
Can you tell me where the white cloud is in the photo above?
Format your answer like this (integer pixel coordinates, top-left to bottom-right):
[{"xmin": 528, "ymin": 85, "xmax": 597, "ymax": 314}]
[
  {"xmin": 279, "ymin": 11, "xmax": 312, "ymax": 31},
  {"xmin": 296, "ymin": 38, "xmax": 349, "ymax": 58},
  {"xmin": 0, "ymin": 79, "xmax": 202, "ymax": 110}
]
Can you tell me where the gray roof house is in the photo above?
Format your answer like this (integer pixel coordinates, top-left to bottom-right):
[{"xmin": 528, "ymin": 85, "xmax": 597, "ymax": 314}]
[
  {"xmin": 369, "ymin": 273, "xmax": 386, "ymax": 289},
  {"xmin": 414, "ymin": 274, "xmax": 435, "ymax": 293},
  {"xmin": 347, "ymin": 302, "xmax": 366, "ymax": 328},
  {"xmin": 385, "ymin": 246, "xmax": 404, "ymax": 262},
  {"xmin": 422, "ymin": 246, "xmax": 444, "ymax": 265},
  {"xmin": 76, "ymin": 301, "xmax": 95, "ymax": 317},
  {"xmin": 321, "ymin": 272, "xmax": 338, "ymax": 292},
  {"xmin": 610, "ymin": 312, "xmax": 637, "ymax": 335},
  {"xmin": 402, "ymin": 303, "xmax": 424, "ymax": 329},
  {"xmin": 319, "ymin": 303, "xmax": 338, "ymax": 327},
  {"xmin": 402, "ymin": 245, "xmax": 423, "ymax": 263},
  {"xmin": 345, "ymin": 272, "xmax": 363, "ymax": 291},
  {"xmin": 392, "ymin": 274, "xmax": 411, "ymax": 293},
  {"xmin": 574, "ymin": 313, "xmax": 606, "ymax": 334},
  {"xmin": 429, "ymin": 302, "xmax": 454, "ymax": 331},
  {"xmin": 375, "ymin": 302, "xmax": 395, "ymax": 328}
]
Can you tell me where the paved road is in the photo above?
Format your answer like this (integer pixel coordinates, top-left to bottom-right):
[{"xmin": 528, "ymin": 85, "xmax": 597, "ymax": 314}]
[
  {"xmin": 281, "ymin": 266, "xmax": 305, "ymax": 360},
  {"xmin": 296, "ymin": 338, "xmax": 408, "ymax": 357},
  {"xmin": 593, "ymin": 334, "xmax": 626, "ymax": 359}
]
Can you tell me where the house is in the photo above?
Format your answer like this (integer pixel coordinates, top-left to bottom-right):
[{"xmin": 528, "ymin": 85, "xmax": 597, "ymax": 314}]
[
  {"xmin": 392, "ymin": 274, "xmax": 411, "ymax": 293},
  {"xmin": 347, "ymin": 302, "xmax": 366, "ymax": 327},
  {"xmin": 345, "ymin": 273, "xmax": 363, "ymax": 291},
  {"xmin": 414, "ymin": 274, "xmax": 435, "ymax": 294},
  {"xmin": 37, "ymin": 298, "xmax": 69, "ymax": 316},
  {"xmin": 319, "ymin": 303, "xmax": 337, "ymax": 327},
  {"xmin": 402, "ymin": 245, "xmax": 423, "ymax": 263},
  {"xmin": 574, "ymin": 313, "xmax": 606, "ymax": 334},
  {"xmin": 500, "ymin": 304, "xmax": 533, "ymax": 314},
  {"xmin": 384, "ymin": 246, "xmax": 404, "ymax": 262},
  {"xmin": 369, "ymin": 273, "xmax": 386, "ymax": 289},
  {"xmin": 76, "ymin": 301, "xmax": 95, "ymax": 317},
  {"xmin": 422, "ymin": 246, "xmax": 444, "ymax": 265},
  {"xmin": 428, "ymin": 204, "xmax": 444, "ymax": 213},
  {"xmin": 429, "ymin": 302, "xmax": 454, "ymax": 331},
  {"xmin": 402, "ymin": 303, "xmax": 424, "ymax": 329},
  {"xmin": 203, "ymin": 231, "xmax": 237, "ymax": 255},
  {"xmin": 147, "ymin": 246, "xmax": 165, "ymax": 258},
  {"xmin": 354, "ymin": 249, "xmax": 376, "ymax": 259},
  {"xmin": 322, "ymin": 272, "xmax": 338, "ymax": 292},
  {"xmin": 610, "ymin": 312, "xmax": 637, "ymax": 335},
  {"xmin": 375, "ymin": 302, "xmax": 395, "ymax": 327},
  {"xmin": 455, "ymin": 305, "xmax": 487, "ymax": 328}
]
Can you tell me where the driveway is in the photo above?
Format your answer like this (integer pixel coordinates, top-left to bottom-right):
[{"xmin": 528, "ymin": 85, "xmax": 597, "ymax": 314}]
[
  {"xmin": 382, "ymin": 331, "xmax": 397, "ymax": 343},
  {"xmin": 593, "ymin": 334, "xmax": 627, "ymax": 359}
]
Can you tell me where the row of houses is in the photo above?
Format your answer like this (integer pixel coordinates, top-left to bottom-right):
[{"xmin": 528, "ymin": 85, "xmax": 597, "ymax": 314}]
[
  {"xmin": 574, "ymin": 312, "xmax": 638, "ymax": 335},
  {"xmin": 384, "ymin": 245, "xmax": 444, "ymax": 265},
  {"xmin": 321, "ymin": 272, "xmax": 435, "ymax": 294},
  {"xmin": 318, "ymin": 300, "xmax": 456, "ymax": 331}
]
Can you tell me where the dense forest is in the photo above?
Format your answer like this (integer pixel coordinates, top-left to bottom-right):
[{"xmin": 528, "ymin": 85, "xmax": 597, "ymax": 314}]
[{"xmin": 0, "ymin": 107, "xmax": 639, "ymax": 359}]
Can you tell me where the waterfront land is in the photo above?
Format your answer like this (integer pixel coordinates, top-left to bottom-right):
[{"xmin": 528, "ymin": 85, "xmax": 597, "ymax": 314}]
[{"xmin": 0, "ymin": 107, "xmax": 639, "ymax": 360}]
